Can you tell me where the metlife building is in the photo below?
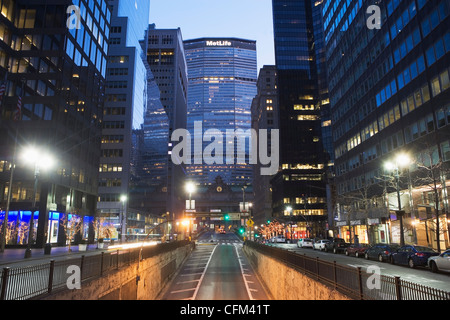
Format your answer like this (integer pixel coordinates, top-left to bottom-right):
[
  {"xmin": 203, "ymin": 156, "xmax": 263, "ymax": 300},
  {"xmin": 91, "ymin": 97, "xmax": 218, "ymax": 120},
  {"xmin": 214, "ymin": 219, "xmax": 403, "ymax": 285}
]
[{"xmin": 183, "ymin": 38, "xmax": 258, "ymax": 186}]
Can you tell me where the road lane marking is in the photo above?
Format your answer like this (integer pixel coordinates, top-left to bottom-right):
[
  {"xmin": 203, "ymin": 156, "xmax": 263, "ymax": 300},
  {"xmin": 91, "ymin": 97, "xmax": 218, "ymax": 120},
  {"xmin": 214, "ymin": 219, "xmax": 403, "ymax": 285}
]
[
  {"xmin": 191, "ymin": 245, "xmax": 218, "ymax": 300},
  {"xmin": 177, "ymin": 279, "xmax": 200, "ymax": 284},
  {"xmin": 170, "ymin": 288, "xmax": 196, "ymax": 294},
  {"xmin": 235, "ymin": 245, "xmax": 255, "ymax": 300}
]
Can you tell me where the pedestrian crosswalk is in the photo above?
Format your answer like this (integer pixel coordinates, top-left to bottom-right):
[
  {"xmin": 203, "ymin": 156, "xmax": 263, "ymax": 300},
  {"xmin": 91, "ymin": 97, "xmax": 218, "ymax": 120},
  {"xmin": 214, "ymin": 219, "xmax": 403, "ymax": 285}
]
[{"xmin": 197, "ymin": 239, "xmax": 242, "ymax": 245}]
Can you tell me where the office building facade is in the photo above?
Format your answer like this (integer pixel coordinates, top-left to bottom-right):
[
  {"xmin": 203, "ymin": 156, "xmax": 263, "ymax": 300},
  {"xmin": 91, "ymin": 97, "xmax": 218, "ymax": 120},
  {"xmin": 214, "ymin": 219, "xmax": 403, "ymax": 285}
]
[
  {"xmin": 183, "ymin": 38, "xmax": 257, "ymax": 187},
  {"xmin": 141, "ymin": 26, "xmax": 188, "ymax": 223},
  {"xmin": 0, "ymin": 0, "xmax": 110, "ymax": 247},
  {"xmin": 324, "ymin": 0, "xmax": 450, "ymax": 249},
  {"xmin": 96, "ymin": 0, "xmax": 149, "ymax": 240},
  {"xmin": 271, "ymin": 0, "xmax": 331, "ymax": 239},
  {"xmin": 251, "ymin": 65, "xmax": 279, "ymax": 225}
]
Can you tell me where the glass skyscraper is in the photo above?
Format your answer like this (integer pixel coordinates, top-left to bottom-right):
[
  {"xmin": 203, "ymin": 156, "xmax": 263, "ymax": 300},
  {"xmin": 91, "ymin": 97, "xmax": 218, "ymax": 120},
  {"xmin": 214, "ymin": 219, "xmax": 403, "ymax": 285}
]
[
  {"xmin": 271, "ymin": 0, "xmax": 330, "ymax": 237},
  {"xmin": 0, "ymin": 0, "xmax": 110, "ymax": 247},
  {"xmin": 97, "ymin": 0, "xmax": 149, "ymax": 239},
  {"xmin": 323, "ymin": 0, "xmax": 450, "ymax": 249},
  {"xmin": 139, "ymin": 26, "xmax": 188, "ymax": 222},
  {"xmin": 184, "ymin": 38, "xmax": 257, "ymax": 186}
]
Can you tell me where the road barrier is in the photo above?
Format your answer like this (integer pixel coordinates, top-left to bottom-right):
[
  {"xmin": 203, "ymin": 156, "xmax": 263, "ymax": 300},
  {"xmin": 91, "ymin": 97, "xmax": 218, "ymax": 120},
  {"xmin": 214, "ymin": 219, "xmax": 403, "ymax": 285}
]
[
  {"xmin": 244, "ymin": 241, "xmax": 450, "ymax": 300},
  {"xmin": 0, "ymin": 240, "xmax": 191, "ymax": 300}
]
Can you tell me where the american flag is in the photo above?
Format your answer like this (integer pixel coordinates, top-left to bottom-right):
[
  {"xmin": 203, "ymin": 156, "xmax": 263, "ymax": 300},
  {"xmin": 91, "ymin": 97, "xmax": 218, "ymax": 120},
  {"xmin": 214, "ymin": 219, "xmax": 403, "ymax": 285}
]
[{"xmin": 13, "ymin": 95, "xmax": 21, "ymax": 121}]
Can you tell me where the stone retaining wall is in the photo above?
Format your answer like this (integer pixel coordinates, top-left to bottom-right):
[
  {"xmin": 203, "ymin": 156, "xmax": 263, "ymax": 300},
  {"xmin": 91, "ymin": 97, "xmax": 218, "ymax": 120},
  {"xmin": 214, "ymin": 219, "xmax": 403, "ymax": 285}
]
[
  {"xmin": 39, "ymin": 243, "xmax": 193, "ymax": 300},
  {"xmin": 243, "ymin": 245, "xmax": 351, "ymax": 300}
]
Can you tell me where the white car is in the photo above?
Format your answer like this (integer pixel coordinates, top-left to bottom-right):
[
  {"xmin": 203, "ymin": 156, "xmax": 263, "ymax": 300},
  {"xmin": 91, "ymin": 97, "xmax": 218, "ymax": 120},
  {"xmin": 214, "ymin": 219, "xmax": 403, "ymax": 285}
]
[
  {"xmin": 313, "ymin": 239, "xmax": 330, "ymax": 251},
  {"xmin": 301, "ymin": 238, "xmax": 314, "ymax": 248},
  {"xmin": 271, "ymin": 235, "xmax": 286, "ymax": 243},
  {"xmin": 428, "ymin": 249, "xmax": 450, "ymax": 273}
]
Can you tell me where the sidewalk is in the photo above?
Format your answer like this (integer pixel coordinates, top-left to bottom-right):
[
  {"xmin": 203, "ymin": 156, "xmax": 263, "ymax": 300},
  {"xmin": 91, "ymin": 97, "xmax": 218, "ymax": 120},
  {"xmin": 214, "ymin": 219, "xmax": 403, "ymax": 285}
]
[{"xmin": 0, "ymin": 244, "xmax": 107, "ymax": 268}]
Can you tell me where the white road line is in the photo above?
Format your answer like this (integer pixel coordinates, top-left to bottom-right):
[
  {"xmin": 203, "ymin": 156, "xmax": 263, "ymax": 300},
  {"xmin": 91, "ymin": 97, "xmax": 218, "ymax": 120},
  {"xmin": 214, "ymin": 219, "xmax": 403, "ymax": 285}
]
[
  {"xmin": 177, "ymin": 279, "xmax": 200, "ymax": 285},
  {"xmin": 191, "ymin": 244, "xmax": 218, "ymax": 300},
  {"xmin": 235, "ymin": 245, "xmax": 255, "ymax": 300},
  {"xmin": 170, "ymin": 288, "xmax": 196, "ymax": 294}
]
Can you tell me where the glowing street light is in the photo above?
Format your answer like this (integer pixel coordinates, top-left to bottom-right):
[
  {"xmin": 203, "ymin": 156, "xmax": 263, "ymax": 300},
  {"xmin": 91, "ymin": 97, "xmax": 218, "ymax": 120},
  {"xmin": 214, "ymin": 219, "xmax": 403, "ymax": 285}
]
[
  {"xmin": 185, "ymin": 181, "xmax": 196, "ymax": 210},
  {"xmin": 384, "ymin": 153, "xmax": 411, "ymax": 246},
  {"xmin": 185, "ymin": 181, "xmax": 196, "ymax": 195},
  {"xmin": 21, "ymin": 146, "xmax": 55, "ymax": 258}
]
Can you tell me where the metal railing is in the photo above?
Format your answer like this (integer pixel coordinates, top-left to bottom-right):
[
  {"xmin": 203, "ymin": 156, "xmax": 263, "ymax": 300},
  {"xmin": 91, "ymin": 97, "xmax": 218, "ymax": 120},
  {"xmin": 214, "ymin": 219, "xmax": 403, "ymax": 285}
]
[
  {"xmin": 244, "ymin": 241, "xmax": 450, "ymax": 300},
  {"xmin": 0, "ymin": 240, "xmax": 192, "ymax": 300}
]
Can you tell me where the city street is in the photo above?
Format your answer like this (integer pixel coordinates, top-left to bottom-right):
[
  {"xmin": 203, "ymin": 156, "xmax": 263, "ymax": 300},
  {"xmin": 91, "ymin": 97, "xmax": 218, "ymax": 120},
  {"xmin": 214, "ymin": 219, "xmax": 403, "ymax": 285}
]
[
  {"xmin": 268, "ymin": 243, "xmax": 450, "ymax": 293},
  {"xmin": 0, "ymin": 0, "xmax": 449, "ymax": 303},
  {"xmin": 160, "ymin": 232, "xmax": 270, "ymax": 300}
]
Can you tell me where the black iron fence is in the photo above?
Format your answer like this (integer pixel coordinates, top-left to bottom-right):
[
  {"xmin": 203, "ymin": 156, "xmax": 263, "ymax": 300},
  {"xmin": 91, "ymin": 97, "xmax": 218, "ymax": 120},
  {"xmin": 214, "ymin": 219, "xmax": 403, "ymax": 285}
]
[
  {"xmin": 244, "ymin": 241, "xmax": 450, "ymax": 300},
  {"xmin": 0, "ymin": 240, "xmax": 192, "ymax": 300}
]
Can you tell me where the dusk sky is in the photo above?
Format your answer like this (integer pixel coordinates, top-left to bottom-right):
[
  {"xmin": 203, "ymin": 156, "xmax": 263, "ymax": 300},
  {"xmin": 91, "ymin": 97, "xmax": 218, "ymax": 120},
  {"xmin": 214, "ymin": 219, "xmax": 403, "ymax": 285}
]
[{"xmin": 148, "ymin": 0, "xmax": 275, "ymax": 72}]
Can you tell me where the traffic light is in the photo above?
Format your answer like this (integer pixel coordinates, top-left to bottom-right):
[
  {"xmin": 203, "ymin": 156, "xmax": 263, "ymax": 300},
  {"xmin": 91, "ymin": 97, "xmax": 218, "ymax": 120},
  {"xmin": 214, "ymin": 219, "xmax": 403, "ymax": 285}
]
[
  {"xmin": 239, "ymin": 227, "xmax": 245, "ymax": 234},
  {"xmin": 224, "ymin": 213, "xmax": 230, "ymax": 221}
]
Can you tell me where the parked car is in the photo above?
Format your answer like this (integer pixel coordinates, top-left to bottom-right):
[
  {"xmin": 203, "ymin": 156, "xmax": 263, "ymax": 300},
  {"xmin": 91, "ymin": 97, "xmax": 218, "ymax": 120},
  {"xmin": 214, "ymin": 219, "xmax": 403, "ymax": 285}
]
[
  {"xmin": 313, "ymin": 239, "xmax": 330, "ymax": 251},
  {"xmin": 271, "ymin": 235, "xmax": 286, "ymax": 243},
  {"xmin": 364, "ymin": 243, "xmax": 400, "ymax": 262},
  {"xmin": 324, "ymin": 238, "xmax": 350, "ymax": 254},
  {"xmin": 390, "ymin": 245, "xmax": 439, "ymax": 268},
  {"xmin": 301, "ymin": 238, "xmax": 314, "ymax": 248},
  {"xmin": 428, "ymin": 249, "xmax": 450, "ymax": 273},
  {"xmin": 345, "ymin": 243, "xmax": 370, "ymax": 258}
]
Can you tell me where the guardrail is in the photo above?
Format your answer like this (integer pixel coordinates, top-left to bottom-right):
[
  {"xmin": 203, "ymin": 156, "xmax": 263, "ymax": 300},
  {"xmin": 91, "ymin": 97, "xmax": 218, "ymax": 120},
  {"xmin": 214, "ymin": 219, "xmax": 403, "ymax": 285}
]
[
  {"xmin": 244, "ymin": 241, "xmax": 450, "ymax": 300},
  {"xmin": 0, "ymin": 240, "xmax": 192, "ymax": 300}
]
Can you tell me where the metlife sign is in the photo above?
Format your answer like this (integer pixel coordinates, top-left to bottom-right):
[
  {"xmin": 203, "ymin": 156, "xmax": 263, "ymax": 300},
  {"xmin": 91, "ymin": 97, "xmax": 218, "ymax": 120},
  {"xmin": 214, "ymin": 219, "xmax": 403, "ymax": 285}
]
[{"xmin": 206, "ymin": 40, "xmax": 232, "ymax": 47}]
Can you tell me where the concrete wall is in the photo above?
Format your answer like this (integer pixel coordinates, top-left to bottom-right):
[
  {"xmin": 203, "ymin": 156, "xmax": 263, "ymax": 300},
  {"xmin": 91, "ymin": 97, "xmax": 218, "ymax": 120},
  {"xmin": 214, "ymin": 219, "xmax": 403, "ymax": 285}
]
[
  {"xmin": 39, "ymin": 244, "xmax": 193, "ymax": 300},
  {"xmin": 243, "ymin": 245, "xmax": 351, "ymax": 300}
]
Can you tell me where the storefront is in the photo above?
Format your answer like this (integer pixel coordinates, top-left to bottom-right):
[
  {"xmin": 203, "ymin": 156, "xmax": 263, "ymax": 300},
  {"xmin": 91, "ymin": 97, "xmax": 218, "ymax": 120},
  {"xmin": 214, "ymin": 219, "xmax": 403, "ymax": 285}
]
[
  {"xmin": 285, "ymin": 222, "xmax": 311, "ymax": 240},
  {"xmin": 1, "ymin": 210, "xmax": 94, "ymax": 247},
  {"xmin": 0, "ymin": 210, "xmax": 39, "ymax": 245},
  {"xmin": 367, "ymin": 218, "xmax": 390, "ymax": 244},
  {"xmin": 414, "ymin": 215, "xmax": 449, "ymax": 250},
  {"xmin": 335, "ymin": 219, "xmax": 389, "ymax": 244}
]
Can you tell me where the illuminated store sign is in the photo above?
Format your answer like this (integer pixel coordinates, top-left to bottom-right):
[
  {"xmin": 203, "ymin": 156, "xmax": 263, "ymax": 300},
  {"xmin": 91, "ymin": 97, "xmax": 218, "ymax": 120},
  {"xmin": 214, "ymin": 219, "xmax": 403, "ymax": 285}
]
[{"xmin": 206, "ymin": 40, "xmax": 232, "ymax": 47}]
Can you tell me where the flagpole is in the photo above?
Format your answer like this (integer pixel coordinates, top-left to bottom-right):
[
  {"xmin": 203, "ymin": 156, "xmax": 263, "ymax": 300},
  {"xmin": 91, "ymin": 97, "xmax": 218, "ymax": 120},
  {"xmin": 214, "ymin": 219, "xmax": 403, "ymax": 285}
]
[
  {"xmin": 0, "ymin": 70, "xmax": 10, "ymax": 252},
  {"xmin": 1, "ymin": 127, "xmax": 17, "ymax": 253}
]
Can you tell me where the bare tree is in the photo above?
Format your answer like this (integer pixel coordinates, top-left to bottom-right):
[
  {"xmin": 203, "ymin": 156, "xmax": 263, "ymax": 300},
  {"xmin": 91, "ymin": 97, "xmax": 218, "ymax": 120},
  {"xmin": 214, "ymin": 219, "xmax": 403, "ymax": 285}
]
[
  {"xmin": 0, "ymin": 221, "xmax": 19, "ymax": 245},
  {"xmin": 377, "ymin": 163, "xmax": 413, "ymax": 246},
  {"xmin": 411, "ymin": 144, "xmax": 449, "ymax": 252},
  {"xmin": 93, "ymin": 217, "xmax": 115, "ymax": 240},
  {"xmin": 17, "ymin": 222, "xmax": 30, "ymax": 245},
  {"xmin": 60, "ymin": 214, "xmax": 82, "ymax": 252}
]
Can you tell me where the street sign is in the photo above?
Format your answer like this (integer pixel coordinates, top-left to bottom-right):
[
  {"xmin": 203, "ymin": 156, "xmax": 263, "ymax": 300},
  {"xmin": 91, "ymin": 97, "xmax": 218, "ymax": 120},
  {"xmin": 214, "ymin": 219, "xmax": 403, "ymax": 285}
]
[{"xmin": 246, "ymin": 218, "xmax": 254, "ymax": 227}]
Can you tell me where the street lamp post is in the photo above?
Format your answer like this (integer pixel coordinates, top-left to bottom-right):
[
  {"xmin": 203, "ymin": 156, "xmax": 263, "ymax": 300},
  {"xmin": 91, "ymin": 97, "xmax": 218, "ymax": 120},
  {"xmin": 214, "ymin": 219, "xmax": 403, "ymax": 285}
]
[
  {"xmin": 185, "ymin": 182, "xmax": 196, "ymax": 241},
  {"xmin": 22, "ymin": 147, "xmax": 54, "ymax": 258},
  {"xmin": 120, "ymin": 194, "xmax": 127, "ymax": 243},
  {"xmin": 385, "ymin": 153, "xmax": 410, "ymax": 247}
]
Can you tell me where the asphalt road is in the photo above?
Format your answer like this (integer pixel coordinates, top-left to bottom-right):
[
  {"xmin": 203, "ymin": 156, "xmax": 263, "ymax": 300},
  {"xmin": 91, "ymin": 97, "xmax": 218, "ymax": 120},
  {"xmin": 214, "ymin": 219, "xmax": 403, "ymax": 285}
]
[
  {"xmin": 159, "ymin": 231, "xmax": 270, "ymax": 300},
  {"xmin": 268, "ymin": 243, "xmax": 450, "ymax": 293}
]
